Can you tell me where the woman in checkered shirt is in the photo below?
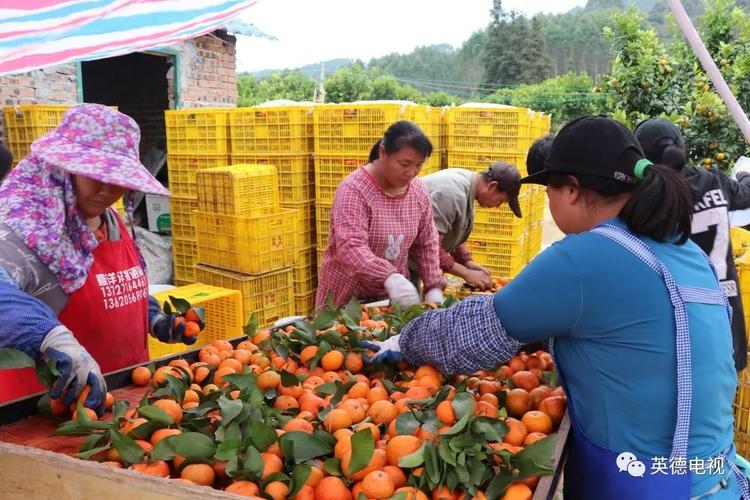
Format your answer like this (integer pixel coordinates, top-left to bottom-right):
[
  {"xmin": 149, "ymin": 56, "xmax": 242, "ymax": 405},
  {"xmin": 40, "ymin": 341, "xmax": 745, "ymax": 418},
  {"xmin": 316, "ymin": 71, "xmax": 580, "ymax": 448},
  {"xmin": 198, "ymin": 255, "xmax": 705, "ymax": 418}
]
[{"xmin": 316, "ymin": 121, "xmax": 446, "ymax": 309}]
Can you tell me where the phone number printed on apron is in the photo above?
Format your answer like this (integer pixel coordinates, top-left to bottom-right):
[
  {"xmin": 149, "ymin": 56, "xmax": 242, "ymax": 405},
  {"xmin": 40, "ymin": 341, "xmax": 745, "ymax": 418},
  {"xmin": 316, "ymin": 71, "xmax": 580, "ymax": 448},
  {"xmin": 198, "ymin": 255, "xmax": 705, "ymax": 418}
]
[{"xmin": 95, "ymin": 266, "xmax": 148, "ymax": 311}]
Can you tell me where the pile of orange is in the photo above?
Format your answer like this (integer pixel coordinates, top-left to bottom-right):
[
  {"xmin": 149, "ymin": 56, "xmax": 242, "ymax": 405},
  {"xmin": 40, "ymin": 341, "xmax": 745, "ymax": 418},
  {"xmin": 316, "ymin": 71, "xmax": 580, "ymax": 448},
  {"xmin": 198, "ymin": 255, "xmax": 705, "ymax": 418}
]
[{"xmin": 66, "ymin": 306, "xmax": 566, "ymax": 500}]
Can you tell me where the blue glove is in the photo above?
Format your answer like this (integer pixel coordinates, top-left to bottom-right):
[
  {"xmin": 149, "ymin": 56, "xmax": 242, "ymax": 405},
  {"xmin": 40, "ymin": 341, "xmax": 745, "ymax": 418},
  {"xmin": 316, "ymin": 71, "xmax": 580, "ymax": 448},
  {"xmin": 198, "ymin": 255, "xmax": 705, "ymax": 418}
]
[
  {"xmin": 41, "ymin": 326, "xmax": 107, "ymax": 416},
  {"xmin": 148, "ymin": 296, "xmax": 204, "ymax": 345},
  {"xmin": 361, "ymin": 335, "xmax": 403, "ymax": 364}
]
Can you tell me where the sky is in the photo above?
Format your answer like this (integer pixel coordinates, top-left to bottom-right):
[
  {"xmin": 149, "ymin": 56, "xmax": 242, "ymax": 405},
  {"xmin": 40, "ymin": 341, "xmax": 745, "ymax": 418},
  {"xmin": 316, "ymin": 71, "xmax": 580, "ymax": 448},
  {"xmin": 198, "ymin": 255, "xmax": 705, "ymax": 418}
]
[{"xmin": 236, "ymin": 0, "xmax": 588, "ymax": 73}]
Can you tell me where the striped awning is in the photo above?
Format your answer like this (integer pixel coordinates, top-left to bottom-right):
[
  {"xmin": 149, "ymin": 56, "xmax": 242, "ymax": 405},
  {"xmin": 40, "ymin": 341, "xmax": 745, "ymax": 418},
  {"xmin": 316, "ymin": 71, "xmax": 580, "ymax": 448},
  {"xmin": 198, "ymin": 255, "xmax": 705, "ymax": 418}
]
[{"xmin": 0, "ymin": 0, "xmax": 258, "ymax": 76}]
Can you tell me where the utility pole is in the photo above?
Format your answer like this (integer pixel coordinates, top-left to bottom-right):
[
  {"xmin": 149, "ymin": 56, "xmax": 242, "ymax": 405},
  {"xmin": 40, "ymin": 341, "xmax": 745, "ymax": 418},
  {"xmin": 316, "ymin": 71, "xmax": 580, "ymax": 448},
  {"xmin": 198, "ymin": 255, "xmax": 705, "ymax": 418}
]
[{"xmin": 315, "ymin": 63, "xmax": 326, "ymax": 103}]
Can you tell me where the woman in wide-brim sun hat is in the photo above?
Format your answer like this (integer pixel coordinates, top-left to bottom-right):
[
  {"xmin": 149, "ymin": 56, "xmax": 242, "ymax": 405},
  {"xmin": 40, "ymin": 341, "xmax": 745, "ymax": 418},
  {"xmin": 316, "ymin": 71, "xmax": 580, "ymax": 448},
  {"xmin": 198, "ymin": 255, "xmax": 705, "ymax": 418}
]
[{"xmin": 0, "ymin": 104, "xmax": 203, "ymax": 415}]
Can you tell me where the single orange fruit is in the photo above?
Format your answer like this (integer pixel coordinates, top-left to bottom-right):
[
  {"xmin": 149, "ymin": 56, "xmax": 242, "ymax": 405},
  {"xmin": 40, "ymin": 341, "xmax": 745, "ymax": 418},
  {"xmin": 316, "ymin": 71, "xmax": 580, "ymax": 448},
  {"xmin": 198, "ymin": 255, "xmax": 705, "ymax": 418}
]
[
  {"xmin": 502, "ymin": 483, "xmax": 533, "ymax": 500},
  {"xmin": 522, "ymin": 410, "xmax": 553, "ymax": 435},
  {"xmin": 362, "ymin": 470, "xmax": 395, "ymax": 499},
  {"xmin": 257, "ymin": 370, "xmax": 281, "ymax": 390},
  {"xmin": 264, "ymin": 481, "xmax": 289, "ymax": 500},
  {"xmin": 183, "ymin": 321, "xmax": 200, "ymax": 338},
  {"xmin": 396, "ymin": 487, "xmax": 429, "ymax": 500},
  {"xmin": 131, "ymin": 460, "xmax": 169, "ymax": 477},
  {"xmin": 368, "ymin": 400, "xmax": 398, "ymax": 425},
  {"xmin": 436, "ymin": 400, "xmax": 456, "ymax": 425},
  {"xmin": 383, "ymin": 465, "xmax": 407, "ymax": 489},
  {"xmin": 511, "ymin": 371, "xmax": 540, "ymax": 392},
  {"xmin": 261, "ymin": 452, "xmax": 283, "ymax": 480},
  {"xmin": 345, "ymin": 352, "xmax": 364, "ymax": 374},
  {"xmin": 341, "ymin": 448, "xmax": 387, "ymax": 481},
  {"xmin": 153, "ymin": 398, "xmax": 183, "ymax": 424},
  {"xmin": 315, "ymin": 476, "xmax": 352, "ymax": 500},
  {"xmin": 299, "ymin": 345, "xmax": 319, "ymax": 366},
  {"xmin": 225, "ymin": 480, "xmax": 261, "ymax": 496},
  {"xmin": 386, "ymin": 435, "xmax": 422, "ymax": 467},
  {"xmin": 283, "ymin": 418, "xmax": 314, "ymax": 433},
  {"xmin": 505, "ymin": 388, "xmax": 532, "ymax": 418},
  {"xmin": 502, "ymin": 418, "xmax": 528, "ymax": 447},
  {"xmin": 131, "ymin": 366, "xmax": 151, "ymax": 386},
  {"xmin": 524, "ymin": 432, "xmax": 547, "ymax": 446},
  {"xmin": 324, "ymin": 408, "xmax": 353, "ymax": 433},
  {"xmin": 538, "ymin": 396, "xmax": 566, "ymax": 427},
  {"xmin": 180, "ymin": 463, "xmax": 215, "ymax": 486},
  {"xmin": 321, "ymin": 350, "xmax": 345, "ymax": 371},
  {"xmin": 150, "ymin": 428, "xmax": 181, "ymax": 446}
]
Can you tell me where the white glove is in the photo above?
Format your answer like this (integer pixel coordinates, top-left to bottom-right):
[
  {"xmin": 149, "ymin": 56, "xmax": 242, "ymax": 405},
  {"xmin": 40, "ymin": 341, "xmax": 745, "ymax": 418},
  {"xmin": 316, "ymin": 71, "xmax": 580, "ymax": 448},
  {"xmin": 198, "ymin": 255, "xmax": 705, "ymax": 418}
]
[
  {"xmin": 360, "ymin": 335, "xmax": 402, "ymax": 363},
  {"xmin": 424, "ymin": 288, "xmax": 446, "ymax": 305},
  {"xmin": 384, "ymin": 273, "xmax": 421, "ymax": 308}
]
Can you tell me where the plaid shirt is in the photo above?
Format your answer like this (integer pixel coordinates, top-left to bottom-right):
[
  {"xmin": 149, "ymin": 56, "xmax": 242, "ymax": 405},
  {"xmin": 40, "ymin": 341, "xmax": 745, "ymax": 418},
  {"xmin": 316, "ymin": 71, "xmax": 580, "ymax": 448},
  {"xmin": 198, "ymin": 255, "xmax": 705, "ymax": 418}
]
[{"xmin": 316, "ymin": 168, "xmax": 445, "ymax": 308}]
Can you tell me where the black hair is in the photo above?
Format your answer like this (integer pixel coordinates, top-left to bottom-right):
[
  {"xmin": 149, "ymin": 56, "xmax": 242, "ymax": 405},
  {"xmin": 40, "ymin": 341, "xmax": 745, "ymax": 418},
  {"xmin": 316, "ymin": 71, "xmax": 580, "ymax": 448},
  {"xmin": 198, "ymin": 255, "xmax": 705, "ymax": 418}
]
[
  {"xmin": 547, "ymin": 163, "xmax": 693, "ymax": 244},
  {"xmin": 0, "ymin": 145, "xmax": 12, "ymax": 181},
  {"xmin": 376, "ymin": 120, "xmax": 433, "ymax": 160},
  {"xmin": 644, "ymin": 139, "xmax": 688, "ymax": 171},
  {"xmin": 368, "ymin": 139, "xmax": 381, "ymax": 163},
  {"xmin": 526, "ymin": 134, "xmax": 555, "ymax": 176}
]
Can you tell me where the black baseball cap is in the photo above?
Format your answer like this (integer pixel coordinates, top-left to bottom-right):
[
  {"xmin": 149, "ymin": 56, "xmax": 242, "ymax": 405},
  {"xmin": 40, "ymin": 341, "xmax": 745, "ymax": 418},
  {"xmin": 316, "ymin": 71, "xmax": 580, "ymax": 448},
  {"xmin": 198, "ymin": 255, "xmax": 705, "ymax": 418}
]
[
  {"xmin": 521, "ymin": 116, "xmax": 645, "ymax": 186},
  {"xmin": 633, "ymin": 118, "xmax": 684, "ymax": 163},
  {"xmin": 486, "ymin": 162, "xmax": 522, "ymax": 218}
]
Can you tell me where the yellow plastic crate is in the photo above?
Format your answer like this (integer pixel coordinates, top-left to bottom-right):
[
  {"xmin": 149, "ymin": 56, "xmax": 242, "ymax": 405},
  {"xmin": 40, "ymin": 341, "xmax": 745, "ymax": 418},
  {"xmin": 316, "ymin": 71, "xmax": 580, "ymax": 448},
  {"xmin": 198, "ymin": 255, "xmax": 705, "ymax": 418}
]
[
  {"xmin": 472, "ymin": 188, "xmax": 534, "ymax": 240},
  {"xmin": 294, "ymin": 245, "xmax": 318, "ymax": 293},
  {"xmin": 466, "ymin": 235, "xmax": 527, "ymax": 278},
  {"xmin": 732, "ymin": 227, "xmax": 750, "ymax": 259},
  {"xmin": 445, "ymin": 106, "xmax": 534, "ymax": 153},
  {"xmin": 194, "ymin": 265, "xmax": 294, "ymax": 327},
  {"xmin": 529, "ymin": 187, "xmax": 545, "ymax": 225},
  {"xmin": 4, "ymin": 105, "xmax": 71, "ymax": 161},
  {"xmin": 170, "ymin": 196, "xmax": 198, "ymax": 241},
  {"xmin": 526, "ymin": 223, "xmax": 543, "ymax": 263},
  {"xmin": 195, "ymin": 210, "xmax": 296, "ymax": 274},
  {"xmin": 196, "ymin": 164, "xmax": 280, "ymax": 216},
  {"xmin": 167, "ymin": 154, "xmax": 230, "ymax": 198},
  {"xmin": 444, "ymin": 150, "xmax": 527, "ymax": 175},
  {"xmin": 316, "ymin": 202, "xmax": 332, "ymax": 250},
  {"xmin": 295, "ymin": 292, "xmax": 316, "ymax": 317},
  {"xmin": 112, "ymin": 197, "xmax": 126, "ymax": 218},
  {"xmin": 230, "ymin": 106, "xmax": 314, "ymax": 155},
  {"xmin": 165, "ymin": 109, "xmax": 230, "ymax": 155},
  {"xmin": 314, "ymin": 154, "xmax": 368, "ymax": 203},
  {"xmin": 233, "ymin": 153, "xmax": 315, "ymax": 201},
  {"xmin": 734, "ymin": 366, "xmax": 750, "ymax": 457},
  {"xmin": 286, "ymin": 200, "xmax": 316, "ymax": 250},
  {"xmin": 172, "ymin": 238, "xmax": 197, "ymax": 283},
  {"xmin": 148, "ymin": 283, "xmax": 244, "ymax": 359}
]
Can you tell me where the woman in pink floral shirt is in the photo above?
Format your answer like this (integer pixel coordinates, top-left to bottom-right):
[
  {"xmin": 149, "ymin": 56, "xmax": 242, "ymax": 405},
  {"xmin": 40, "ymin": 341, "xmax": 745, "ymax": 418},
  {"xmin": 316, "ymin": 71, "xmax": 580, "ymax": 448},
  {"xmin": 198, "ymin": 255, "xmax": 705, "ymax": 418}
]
[{"xmin": 316, "ymin": 121, "xmax": 446, "ymax": 309}]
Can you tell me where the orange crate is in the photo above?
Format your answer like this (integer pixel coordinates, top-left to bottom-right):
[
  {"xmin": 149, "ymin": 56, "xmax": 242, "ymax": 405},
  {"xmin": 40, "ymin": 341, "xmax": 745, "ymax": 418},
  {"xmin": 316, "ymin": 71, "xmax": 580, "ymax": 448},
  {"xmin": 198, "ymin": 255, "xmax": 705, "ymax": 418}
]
[
  {"xmin": 230, "ymin": 106, "xmax": 313, "ymax": 154},
  {"xmin": 316, "ymin": 202, "xmax": 332, "ymax": 250},
  {"xmin": 295, "ymin": 292, "xmax": 316, "ymax": 317},
  {"xmin": 286, "ymin": 200, "xmax": 316, "ymax": 250},
  {"xmin": 293, "ymin": 245, "xmax": 318, "ymax": 293},
  {"xmin": 195, "ymin": 265, "xmax": 294, "ymax": 327},
  {"xmin": 172, "ymin": 238, "xmax": 197, "ymax": 283},
  {"xmin": 466, "ymin": 236, "xmax": 527, "ymax": 278},
  {"xmin": 167, "ymin": 154, "xmax": 230, "ymax": 198},
  {"xmin": 165, "ymin": 109, "xmax": 230, "ymax": 155},
  {"xmin": 4, "ymin": 105, "xmax": 71, "ymax": 162},
  {"xmin": 472, "ymin": 187, "xmax": 534, "ymax": 240},
  {"xmin": 444, "ymin": 150, "xmax": 527, "ymax": 175},
  {"xmin": 445, "ymin": 105, "xmax": 533, "ymax": 153}
]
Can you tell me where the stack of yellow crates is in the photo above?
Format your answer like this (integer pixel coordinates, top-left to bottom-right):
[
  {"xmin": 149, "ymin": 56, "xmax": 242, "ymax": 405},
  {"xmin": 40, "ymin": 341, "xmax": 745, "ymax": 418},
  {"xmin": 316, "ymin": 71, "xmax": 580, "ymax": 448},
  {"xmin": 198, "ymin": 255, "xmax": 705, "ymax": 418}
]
[
  {"xmin": 313, "ymin": 101, "xmax": 443, "ymax": 265},
  {"xmin": 229, "ymin": 103, "xmax": 318, "ymax": 315},
  {"xmin": 4, "ymin": 105, "xmax": 71, "ymax": 166},
  {"xmin": 192, "ymin": 164, "xmax": 296, "ymax": 327},
  {"xmin": 444, "ymin": 104, "xmax": 550, "ymax": 278},
  {"xmin": 164, "ymin": 109, "xmax": 232, "ymax": 284},
  {"xmin": 732, "ymin": 233, "xmax": 750, "ymax": 455}
]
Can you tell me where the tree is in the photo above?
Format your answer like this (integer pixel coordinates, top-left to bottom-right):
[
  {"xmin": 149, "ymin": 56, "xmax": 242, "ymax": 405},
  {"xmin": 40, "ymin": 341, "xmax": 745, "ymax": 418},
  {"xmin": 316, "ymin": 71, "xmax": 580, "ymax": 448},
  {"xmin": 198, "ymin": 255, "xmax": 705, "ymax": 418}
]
[
  {"xmin": 521, "ymin": 17, "xmax": 550, "ymax": 83},
  {"xmin": 324, "ymin": 62, "xmax": 373, "ymax": 103},
  {"xmin": 236, "ymin": 71, "xmax": 316, "ymax": 106}
]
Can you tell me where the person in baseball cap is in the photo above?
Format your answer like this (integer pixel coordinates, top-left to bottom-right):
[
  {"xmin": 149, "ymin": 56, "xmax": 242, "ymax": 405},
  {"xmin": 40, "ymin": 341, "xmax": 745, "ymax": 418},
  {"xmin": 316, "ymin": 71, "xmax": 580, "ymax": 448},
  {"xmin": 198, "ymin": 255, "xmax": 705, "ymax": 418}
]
[
  {"xmin": 364, "ymin": 116, "xmax": 744, "ymax": 499},
  {"xmin": 0, "ymin": 104, "xmax": 203, "ymax": 415},
  {"xmin": 416, "ymin": 161, "xmax": 522, "ymax": 291}
]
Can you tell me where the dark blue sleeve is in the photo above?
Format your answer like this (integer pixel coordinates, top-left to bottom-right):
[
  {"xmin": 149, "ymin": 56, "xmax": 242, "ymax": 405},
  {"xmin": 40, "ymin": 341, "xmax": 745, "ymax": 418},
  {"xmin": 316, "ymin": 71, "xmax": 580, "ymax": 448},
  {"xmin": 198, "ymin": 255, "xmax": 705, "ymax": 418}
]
[
  {"xmin": 148, "ymin": 295, "xmax": 162, "ymax": 332},
  {"xmin": 493, "ymin": 243, "xmax": 583, "ymax": 343},
  {"xmin": 0, "ymin": 267, "xmax": 62, "ymax": 359}
]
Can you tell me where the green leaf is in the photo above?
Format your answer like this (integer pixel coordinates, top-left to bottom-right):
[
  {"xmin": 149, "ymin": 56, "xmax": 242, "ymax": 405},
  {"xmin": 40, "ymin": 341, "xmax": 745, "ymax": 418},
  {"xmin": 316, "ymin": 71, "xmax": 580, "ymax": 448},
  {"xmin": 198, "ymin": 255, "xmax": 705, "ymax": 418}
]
[
  {"xmin": 226, "ymin": 454, "xmax": 240, "ymax": 478},
  {"xmin": 424, "ymin": 444, "xmax": 440, "ymax": 483},
  {"xmin": 438, "ymin": 441, "xmax": 457, "ymax": 466},
  {"xmin": 471, "ymin": 417, "xmax": 508, "ymax": 443},
  {"xmin": 247, "ymin": 420, "xmax": 277, "ymax": 452},
  {"xmin": 80, "ymin": 432, "xmax": 106, "ymax": 453},
  {"xmin": 168, "ymin": 295, "xmax": 192, "ymax": 315},
  {"xmin": 138, "ymin": 405, "xmax": 174, "ymax": 426},
  {"xmin": 396, "ymin": 412, "xmax": 421, "ymax": 436},
  {"xmin": 219, "ymin": 396, "xmax": 244, "ymax": 425},
  {"xmin": 170, "ymin": 432, "xmax": 217, "ymax": 460},
  {"xmin": 279, "ymin": 431, "xmax": 333, "ymax": 464},
  {"xmin": 323, "ymin": 457, "xmax": 342, "ymax": 476},
  {"xmin": 344, "ymin": 298, "xmax": 362, "ymax": 323},
  {"xmin": 288, "ymin": 464, "xmax": 312, "ymax": 499},
  {"xmin": 113, "ymin": 400, "xmax": 129, "ymax": 420},
  {"xmin": 318, "ymin": 331, "xmax": 345, "ymax": 347},
  {"xmin": 216, "ymin": 421, "xmax": 243, "ymax": 443},
  {"xmin": 450, "ymin": 392, "xmax": 476, "ymax": 420},
  {"xmin": 150, "ymin": 436, "xmax": 177, "ymax": 461},
  {"xmin": 108, "ymin": 429, "xmax": 144, "ymax": 465},
  {"xmin": 442, "ymin": 413, "xmax": 471, "ymax": 436},
  {"xmin": 386, "ymin": 493, "xmax": 409, "ymax": 500},
  {"xmin": 348, "ymin": 427, "xmax": 375, "ymax": 475},
  {"xmin": 223, "ymin": 373, "xmax": 258, "ymax": 391},
  {"xmin": 313, "ymin": 310, "xmax": 338, "ymax": 330},
  {"xmin": 281, "ymin": 370, "xmax": 301, "ymax": 387},
  {"xmin": 244, "ymin": 445, "xmax": 265, "ymax": 481},
  {"xmin": 485, "ymin": 469, "xmax": 514, "ymax": 500},
  {"xmin": 162, "ymin": 373, "xmax": 186, "ymax": 403},
  {"xmin": 293, "ymin": 320, "xmax": 317, "ymax": 342},
  {"xmin": 216, "ymin": 439, "xmax": 242, "ymax": 461},
  {"xmin": 398, "ymin": 443, "xmax": 426, "ymax": 468},
  {"xmin": 243, "ymin": 313, "xmax": 259, "ymax": 337},
  {"xmin": 77, "ymin": 443, "xmax": 112, "ymax": 460},
  {"xmin": 510, "ymin": 434, "xmax": 556, "ymax": 480},
  {"xmin": 163, "ymin": 301, "xmax": 173, "ymax": 316},
  {"xmin": 35, "ymin": 358, "xmax": 58, "ymax": 389},
  {"xmin": 315, "ymin": 382, "xmax": 338, "ymax": 396}
]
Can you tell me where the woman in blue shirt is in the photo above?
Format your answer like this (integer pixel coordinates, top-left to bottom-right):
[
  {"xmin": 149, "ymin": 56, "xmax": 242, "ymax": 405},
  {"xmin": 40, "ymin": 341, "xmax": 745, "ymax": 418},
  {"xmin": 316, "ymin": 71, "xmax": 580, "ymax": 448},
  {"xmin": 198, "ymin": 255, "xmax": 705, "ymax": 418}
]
[{"xmin": 365, "ymin": 117, "xmax": 747, "ymax": 499}]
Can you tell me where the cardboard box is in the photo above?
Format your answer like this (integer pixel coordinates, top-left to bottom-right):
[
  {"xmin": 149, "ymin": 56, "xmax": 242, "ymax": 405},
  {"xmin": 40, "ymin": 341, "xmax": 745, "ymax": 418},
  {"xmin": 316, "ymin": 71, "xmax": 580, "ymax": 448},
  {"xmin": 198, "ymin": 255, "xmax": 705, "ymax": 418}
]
[{"xmin": 146, "ymin": 194, "xmax": 171, "ymax": 233}]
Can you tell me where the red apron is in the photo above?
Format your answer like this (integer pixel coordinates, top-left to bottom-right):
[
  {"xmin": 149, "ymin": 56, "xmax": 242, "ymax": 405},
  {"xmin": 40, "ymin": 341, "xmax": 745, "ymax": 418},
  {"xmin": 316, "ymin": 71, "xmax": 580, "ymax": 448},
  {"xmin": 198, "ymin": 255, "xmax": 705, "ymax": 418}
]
[{"xmin": 0, "ymin": 212, "xmax": 149, "ymax": 403}]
